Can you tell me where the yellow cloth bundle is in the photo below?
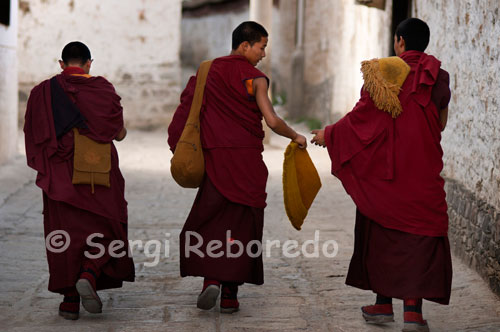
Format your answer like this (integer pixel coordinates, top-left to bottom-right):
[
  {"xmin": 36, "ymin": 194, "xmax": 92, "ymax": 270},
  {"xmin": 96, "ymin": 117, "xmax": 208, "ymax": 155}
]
[{"xmin": 283, "ymin": 142, "xmax": 322, "ymax": 230}]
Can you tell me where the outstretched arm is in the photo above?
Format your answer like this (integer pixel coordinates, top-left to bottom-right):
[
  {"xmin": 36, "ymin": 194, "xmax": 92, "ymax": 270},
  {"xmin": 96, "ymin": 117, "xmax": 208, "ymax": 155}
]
[
  {"xmin": 310, "ymin": 129, "xmax": 326, "ymax": 147},
  {"xmin": 254, "ymin": 77, "xmax": 307, "ymax": 148}
]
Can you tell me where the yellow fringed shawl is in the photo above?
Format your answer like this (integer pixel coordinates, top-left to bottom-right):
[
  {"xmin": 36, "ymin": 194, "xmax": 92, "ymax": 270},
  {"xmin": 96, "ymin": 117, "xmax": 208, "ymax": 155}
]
[{"xmin": 360, "ymin": 56, "xmax": 410, "ymax": 118}]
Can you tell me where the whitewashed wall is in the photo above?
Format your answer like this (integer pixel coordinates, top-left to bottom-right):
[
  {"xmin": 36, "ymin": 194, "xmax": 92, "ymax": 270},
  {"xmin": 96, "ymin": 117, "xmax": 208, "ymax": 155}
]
[
  {"xmin": 328, "ymin": 0, "xmax": 392, "ymax": 120},
  {"xmin": 181, "ymin": 11, "xmax": 248, "ymax": 66},
  {"xmin": 415, "ymin": 0, "xmax": 500, "ymax": 210},
  {"xmin": 0, "ymin": 0, "xmax": 18, "ymax": 165},
  {"xmin": 18, "ymin": 0, "xmax": 182, "ymax": 129},
  {"xmin": 270, "ymin": 0, "xmax": 296, "ymax": 100},
  {"xmin": 180, "ymin": 5, "xmax": 248, "ymax": 86},
  {"xmin": 271, "ymin": 0, "xmax": 391, "ymax": 124}
]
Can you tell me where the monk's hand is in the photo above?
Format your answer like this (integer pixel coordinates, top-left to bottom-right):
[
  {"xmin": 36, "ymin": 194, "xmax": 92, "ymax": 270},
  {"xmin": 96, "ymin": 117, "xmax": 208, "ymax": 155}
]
[
  {"xmin": 293, "ymin": 133, "xmax": 307, "ymax": 149},
  {"xmin": 310, "ymin": 129, "xmax": 326, "ymax": 147}
]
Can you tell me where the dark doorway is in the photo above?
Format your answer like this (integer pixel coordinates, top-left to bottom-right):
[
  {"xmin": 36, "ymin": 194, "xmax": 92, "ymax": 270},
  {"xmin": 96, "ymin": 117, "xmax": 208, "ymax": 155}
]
[
  {"xmin": 0, "ymin": 0, "xmax": 10, "ymax": 26},
  {"xmin": 389, "ymin": 0, "xmax": 412, "ymax": 55}
]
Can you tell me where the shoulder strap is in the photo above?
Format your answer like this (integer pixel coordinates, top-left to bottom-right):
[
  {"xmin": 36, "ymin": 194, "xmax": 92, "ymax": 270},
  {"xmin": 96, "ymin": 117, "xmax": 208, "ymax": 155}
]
[
  {"xmin": 186, "ymin": 60, "xmax": 213, "ymax": 124},
  {"xmin": 50, "ymin": 76, "xmax": 88, "ymax": 138}
]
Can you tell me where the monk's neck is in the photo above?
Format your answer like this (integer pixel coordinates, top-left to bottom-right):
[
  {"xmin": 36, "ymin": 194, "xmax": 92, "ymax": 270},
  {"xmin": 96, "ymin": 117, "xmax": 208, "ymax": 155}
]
[{"xmin": 62, "ymin": 66, "xmax": 87, "ymax": 75}]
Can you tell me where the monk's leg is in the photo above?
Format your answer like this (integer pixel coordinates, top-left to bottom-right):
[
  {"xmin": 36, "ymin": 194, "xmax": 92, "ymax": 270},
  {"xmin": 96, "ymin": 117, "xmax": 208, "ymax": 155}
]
[
  {"xmin": 58, "ymin": 287, "xmax": 80, "ymax": 320},
  {"xmin": 76, "ymin": 259, "xmax": 103, "ymax": 314},
  {"xmin": 220, "ymin": 282, "xmax": 240, "ymax": 314},
  {"xmin": 403, "ymin": 299, "xmax": 429, "ymax": 332},
  {"xmin": 197, "ymin": 278, "xmax": 221, "ymax": 310},
  {"xmin": 361, "ymin": 293, "xmax": 395, "ymax": 323}
]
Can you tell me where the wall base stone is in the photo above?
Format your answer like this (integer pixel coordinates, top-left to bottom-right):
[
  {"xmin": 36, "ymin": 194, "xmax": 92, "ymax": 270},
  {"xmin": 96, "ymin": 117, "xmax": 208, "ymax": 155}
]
[{"xmin": 445, "ymin": 178, "xmax": 500, "ymax": 296}]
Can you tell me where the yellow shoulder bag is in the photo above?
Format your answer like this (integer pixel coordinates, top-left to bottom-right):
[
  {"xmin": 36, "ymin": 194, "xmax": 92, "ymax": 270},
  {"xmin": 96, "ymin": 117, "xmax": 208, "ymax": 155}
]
[
  {"xmin": 170, "ymin": 60, "xmax": 213, "ymax": 188},
  {"xmin": 72, "ymin": 128, "xmax": 111, "ymax": 194}
]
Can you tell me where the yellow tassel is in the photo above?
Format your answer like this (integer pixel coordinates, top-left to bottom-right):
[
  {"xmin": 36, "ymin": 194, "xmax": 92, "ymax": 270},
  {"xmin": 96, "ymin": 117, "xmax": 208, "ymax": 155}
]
[{"xmin": 360, "ymin": 57, "xmax": 410, "ymax": 118}]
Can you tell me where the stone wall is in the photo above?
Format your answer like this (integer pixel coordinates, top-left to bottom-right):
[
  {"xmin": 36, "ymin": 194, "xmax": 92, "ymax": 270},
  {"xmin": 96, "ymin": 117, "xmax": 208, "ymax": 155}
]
[
  {"xmin": 0, "ymin": 0, "xmax": 18, "ymax": 165},
  {"xmin": 18, "ymin": 0, "xmax": 181, "ymax": 130},
  {"xmin": 446, "ymin": 179, "xmax": 500, "ymax": 295},
  {"xmin": 414, "ymin": 1, "xmax": 500, "ymax": 295}
]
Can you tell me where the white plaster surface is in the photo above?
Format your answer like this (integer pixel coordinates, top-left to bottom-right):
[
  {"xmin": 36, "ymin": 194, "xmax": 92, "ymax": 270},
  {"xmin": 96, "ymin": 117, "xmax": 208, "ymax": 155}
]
[
  {"xmin": 17, "ymin": 0, "xmax": 182, "ymax": 129},
  {"xmin": 414, "ymin": 0, "xmax": 500, "ymax": 210},
  {"xmin": 271, "ymin": 0, "xmax": 391, "ymax": 122},
  {"xmin": 0, "ymin": 0, "xmax": 18, "ymax": 165},
  {"xmin": 181, "ymin": 8, "xmax": 248, "ymax": 70}
]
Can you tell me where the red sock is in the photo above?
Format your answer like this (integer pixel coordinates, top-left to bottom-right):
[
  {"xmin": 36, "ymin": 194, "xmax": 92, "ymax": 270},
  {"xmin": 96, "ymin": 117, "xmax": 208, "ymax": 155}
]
[
  {"xmin": 404, "ymin": 299, "xmax": 425, "ymax": 323},
  {"xmin": 202, "ymin": 278, "xmax": 220, "ymax": 291},
  {"xmin": 80, "ymin": 261, "xmax": 100, "ymax": 290},
  {"xmin": 220, "ymin": 283, "xmax": 239, "ymax": 309},
  {"xmin": 60, "ymin": 288, "xmax": 80, "ymax": 313}
]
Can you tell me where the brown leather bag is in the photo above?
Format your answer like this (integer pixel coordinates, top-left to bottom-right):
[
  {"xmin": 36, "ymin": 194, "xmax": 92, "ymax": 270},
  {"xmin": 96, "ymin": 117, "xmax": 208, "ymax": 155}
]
[
  {"xmin": 170, "ymin": 60, "xmax": 213, "ymax": 188},
  {"xmin": 72, "ymin": 128, "xmax": 111, "ymax": 194}
]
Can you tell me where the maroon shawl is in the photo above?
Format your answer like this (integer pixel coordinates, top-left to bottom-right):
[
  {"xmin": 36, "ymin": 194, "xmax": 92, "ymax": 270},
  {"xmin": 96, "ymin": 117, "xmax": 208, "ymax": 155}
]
[
  {"xmin": 24, "ymin": 67, "xmax": 127, "ymax": 223},
  {"xmin": 168, "ymin": 55, "xmax": 269, "ymax": 208},
  {"xmin": 325, "ymin": 51, "xmax": 451, "ymax": 237}
]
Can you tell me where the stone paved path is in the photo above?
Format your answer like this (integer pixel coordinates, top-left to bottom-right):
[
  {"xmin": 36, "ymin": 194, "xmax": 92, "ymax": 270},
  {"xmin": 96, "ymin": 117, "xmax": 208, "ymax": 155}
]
[{"xmin": 0, "ymin": 130, "xmax": 499, "ymax": 332}]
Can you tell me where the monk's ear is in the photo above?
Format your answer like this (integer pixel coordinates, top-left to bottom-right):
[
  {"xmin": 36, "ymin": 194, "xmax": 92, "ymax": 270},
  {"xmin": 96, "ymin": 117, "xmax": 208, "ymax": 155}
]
[
  {"xmin": 241, "ymin": 41, "xmax": 250, "ymax": 52},
  {"xmin": 59, "ymin": 60, "xmax": 66, "ymax": 70},
  {"xmin": 399, "ymin": 36, "xmax": 406, "ymax": 52}
]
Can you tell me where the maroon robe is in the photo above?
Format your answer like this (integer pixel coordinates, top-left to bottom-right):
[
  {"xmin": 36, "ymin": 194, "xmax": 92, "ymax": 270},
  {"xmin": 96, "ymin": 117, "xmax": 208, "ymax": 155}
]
[
  {"xmin": 24, "ymin": 67, "xmax": 134, "ymax": 294},
  {"xmin": 168, "ymin": 55, "xmax": 268, "ymax": 284},
  {"xmin": 325, "ymin": 51, "xmax": 452, "ymax": 303}
]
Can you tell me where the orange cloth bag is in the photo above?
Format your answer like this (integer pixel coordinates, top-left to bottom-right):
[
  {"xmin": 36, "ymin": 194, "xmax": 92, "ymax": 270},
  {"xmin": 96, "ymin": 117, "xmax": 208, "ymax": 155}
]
[{"xmin": 72, "ymin": 128, "xmax": 111, "ymax": 194}]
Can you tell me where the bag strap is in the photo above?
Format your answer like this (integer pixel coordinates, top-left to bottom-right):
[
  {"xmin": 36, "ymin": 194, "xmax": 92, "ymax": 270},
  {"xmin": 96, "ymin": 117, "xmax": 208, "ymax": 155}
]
[
  {"xmin": 185, "ymin": 60, "xmax": 213, "ymax": 128},
  {"xmin": 50, "ymin": 76, "xmax": 88, "ymax": 138}
]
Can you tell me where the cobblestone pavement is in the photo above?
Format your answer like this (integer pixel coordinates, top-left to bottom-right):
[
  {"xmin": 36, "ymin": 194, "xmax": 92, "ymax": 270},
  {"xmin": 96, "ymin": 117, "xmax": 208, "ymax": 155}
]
[{"xmin": 0, "ymin": 130, "xmax": 499, "ymax": 332}]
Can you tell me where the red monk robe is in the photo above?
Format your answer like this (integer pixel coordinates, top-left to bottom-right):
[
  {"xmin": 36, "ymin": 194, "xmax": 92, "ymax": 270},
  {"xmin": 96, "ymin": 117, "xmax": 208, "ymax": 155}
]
[
  {"xmin": 24, "ymin": 67, "xmax": 135, "ymax": 295},
  {"xmin": 168, "ymin": 55, "xmax": 268, "ymax": 285},
  {"xmin": 324, "ymin": 51, "xmax": 452, "ymax": 304}
]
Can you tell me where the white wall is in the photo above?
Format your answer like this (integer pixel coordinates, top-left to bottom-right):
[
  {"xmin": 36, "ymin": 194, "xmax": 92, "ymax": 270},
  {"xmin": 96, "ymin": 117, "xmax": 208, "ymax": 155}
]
[
  {"xmin": 180, "ymin": 5, "xmax": 248, "ymax": 86},
  {"xmin": 329, "ymin": 0, "xmax": 392, "ymax": 119},
  {"xmin": 415, "ymin": 0, "xmax": 500, "ymax": 210},
  {"xmin": 0, "ymin": 0, "xmax": 18, "ymax": 165},
  {"xmin": 18, "ymin": 0, "xmax": 182, "ymax": 129},
  {"xmin": 271, "ymin": 0, "xmax": 391, "ymax": 124}
]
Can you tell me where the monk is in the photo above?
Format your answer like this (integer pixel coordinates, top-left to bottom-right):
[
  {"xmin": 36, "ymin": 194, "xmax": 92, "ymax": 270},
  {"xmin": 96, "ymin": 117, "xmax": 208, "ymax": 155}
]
[
  {"xmin": 168, "ymin": 21, "xmax": 307, "ymax": 313},
  {"xmin": 311, "ymin": 18, "xmax": 451, "ymax": 332},
  {"xmin": 24, "ymin": 41, "xmax": 134, "ymax": 320}
]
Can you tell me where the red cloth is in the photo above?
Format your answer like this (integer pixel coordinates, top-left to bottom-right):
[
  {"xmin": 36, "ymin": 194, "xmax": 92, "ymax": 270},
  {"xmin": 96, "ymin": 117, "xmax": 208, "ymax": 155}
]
[
  {"xmin": 43, "ymin": 193, "xmax": 135, "ymax": 294},
  {"xmin": 179, "ymin": 176, "xmax": 264, "ymax": 285},
  {"xmin": 24, "ymin": 67, "xmax": 127, "ymax": 223},
  {"xmin": 168, "ymin": 55, "xmax": 269, "ymax": 208},
  {"xmin": 346, "ymin": 210, "xmax": 452, "ymax": 304},
  {"xmin": 325, "ymin": 51, "xmax": 451, "ymax": 237}
]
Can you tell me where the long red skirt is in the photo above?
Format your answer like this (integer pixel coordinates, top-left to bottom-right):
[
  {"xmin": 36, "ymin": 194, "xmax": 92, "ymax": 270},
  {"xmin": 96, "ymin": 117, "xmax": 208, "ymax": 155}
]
[
  {"xmin": 43, "ymin": 193, "xmax": 135, "ymax": 294},
  {"xmin": 179, "ymin": 176, "xmax": 264, "ymax": 285},
  {"xmin": 346, "ymin": 209, "xmax": 452, "ymax": 304}
]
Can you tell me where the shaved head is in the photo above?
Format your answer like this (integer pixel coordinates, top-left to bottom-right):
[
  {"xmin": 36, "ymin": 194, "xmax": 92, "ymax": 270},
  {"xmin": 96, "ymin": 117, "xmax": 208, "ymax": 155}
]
[{"xmin": 61, "ymin": 41, "xmax": 91, "ymax": 65}]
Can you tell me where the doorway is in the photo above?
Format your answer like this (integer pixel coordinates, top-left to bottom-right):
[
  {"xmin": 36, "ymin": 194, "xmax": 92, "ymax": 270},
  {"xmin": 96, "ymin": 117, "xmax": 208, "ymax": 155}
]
[{"xmin": 390, "ymin": 0, "xmax": 412, "ymax": 56}]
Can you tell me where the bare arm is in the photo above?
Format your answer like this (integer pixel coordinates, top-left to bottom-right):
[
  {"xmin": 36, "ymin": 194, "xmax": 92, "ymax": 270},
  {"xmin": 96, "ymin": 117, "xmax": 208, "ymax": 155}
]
[
  {"xmin": 440, "ymin": 107, "xmax": 448, "ymax": 131},
  {"xmin": 254, "ymin": 77, "xmax": 307, "ymax": 148},
  {"xmin": 115, "ymin": 127, "xmax": 127, "ymax": 141}
]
